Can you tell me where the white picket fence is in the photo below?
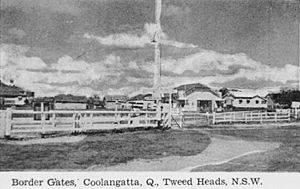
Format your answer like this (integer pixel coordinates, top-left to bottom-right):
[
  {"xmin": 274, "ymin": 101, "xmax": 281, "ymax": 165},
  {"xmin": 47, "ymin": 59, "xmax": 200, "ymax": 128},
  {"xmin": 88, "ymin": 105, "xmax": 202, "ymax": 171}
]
[
  {"xmin": 0, "ymin": 109, "xmax": 169, "ymax": 138},
  {"xmin": 170, "ymin": 111, "xmax": 292, "ymax": 128},
  {"xmin": 0, "ymin": 109, "xmax": 294, "ymax": 138},
  {"xmin": 212, "ymin": 111, "xmax": 290, "ymax": 124}
]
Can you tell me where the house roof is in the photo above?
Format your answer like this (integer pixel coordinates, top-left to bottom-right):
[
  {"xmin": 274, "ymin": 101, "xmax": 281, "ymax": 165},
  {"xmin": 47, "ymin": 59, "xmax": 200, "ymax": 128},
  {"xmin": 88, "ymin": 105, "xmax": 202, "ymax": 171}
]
[
  {"xmin": 225, "ymin": 91, "xmax": 266, "ymax": 100},
  {"xmin": 0, "ymin": 80, "xmax": 33, "ymax": 97},
  {"xmin": 104, "ymin": 95, "xmax": 129, "ymax": 102},
  {"xmin": 175, "ymin": 83, "xmax": 211, "ymax": 91},
  {"xmin": 33, "ymin": 97, "xmax": 54, "ymax": 103},
  {"xmin": 54, "ymin": 94, "xmax": 88, "ymax": 103},
  {"xmin": 33, "ymin": 94, "xmax": 88, "ymax": 103},
  {"xmin": 128, "ymin": 94, "xmax": 153, "ymax": 101},
  {"xmin": 175, "ymin": 83, "xmax": 220, "ymax": 97}
]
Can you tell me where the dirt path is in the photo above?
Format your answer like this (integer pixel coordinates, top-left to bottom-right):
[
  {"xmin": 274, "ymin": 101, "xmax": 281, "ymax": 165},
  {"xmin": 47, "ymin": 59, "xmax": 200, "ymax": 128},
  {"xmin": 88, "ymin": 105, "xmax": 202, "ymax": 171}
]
[{"xmin": 88, "ymin": 133, "xmax": 279, "ymax": 171}]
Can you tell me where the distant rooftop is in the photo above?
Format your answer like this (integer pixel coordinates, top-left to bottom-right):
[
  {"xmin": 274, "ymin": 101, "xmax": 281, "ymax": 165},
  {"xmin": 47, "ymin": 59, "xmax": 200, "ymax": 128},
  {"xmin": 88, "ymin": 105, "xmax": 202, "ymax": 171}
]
[
  {"xmin": 226, "ymin": 91, "xmax": 267, "ymax": 99},
  {"xmin": 128, "ymin": 94, "xmax": 153, "ymax": 101},
  {"xmin": 175, "ymin": 83, "xmax": 211, "ymax": 91},
  {"xmin": 33, "ymin": 94, "xmax": 88, "ymax": 103},
  {"xmin": 175, "ymin": 83, "xmax": 220, "ymax": 97},
  {"xmin": 104, "ymin": 95, "xmax": 129, "ymax": 102},
  {"xmin": 0, "ymin": 80, "xmax": 34, "ymax": 98},
  {"xmin": 54, "ymin": 94, "xmax": 88, "ymax": 103}
]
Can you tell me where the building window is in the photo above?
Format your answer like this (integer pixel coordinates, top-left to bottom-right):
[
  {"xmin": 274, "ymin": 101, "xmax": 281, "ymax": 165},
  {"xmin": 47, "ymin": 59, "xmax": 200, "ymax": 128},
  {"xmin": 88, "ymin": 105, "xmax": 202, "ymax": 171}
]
[
  {"xmin": 262, "ymin": 100, "xmax": 266, "ymax": 104},
  {"xmin": 256, "ymin": 100, "xmax": 259, "ymax": 104},
  {"xmin": 246, "ymin": 100, "xmax": 250, "ymax": 104},
  {"xmin": 239, "ymin": 100, "xmax": 243, "ymax": 104}
]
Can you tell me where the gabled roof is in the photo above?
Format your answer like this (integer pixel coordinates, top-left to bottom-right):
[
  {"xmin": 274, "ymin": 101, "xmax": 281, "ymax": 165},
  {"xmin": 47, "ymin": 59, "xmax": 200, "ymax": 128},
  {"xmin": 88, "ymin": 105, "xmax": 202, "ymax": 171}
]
[
  {"xmin": 0, "ymin": 80, "xmax": 33, "ymax": 97},
  {"xmin": 104, "ymin": 95, "xmax": 129, "ymax": 102},
  {"xmin": 175, "ymin": 83, "xmax": 220, "ymax": 97},
  {"xmin": 224, "ymin": 91, "xmax": 266, "ymax": 100}
]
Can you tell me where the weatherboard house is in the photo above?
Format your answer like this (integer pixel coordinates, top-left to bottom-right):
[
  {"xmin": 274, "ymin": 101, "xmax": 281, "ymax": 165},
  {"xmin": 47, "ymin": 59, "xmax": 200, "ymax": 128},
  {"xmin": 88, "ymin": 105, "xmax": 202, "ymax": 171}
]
[
  {"xmin": 175, "ymin": 83, "xmax": 223, "ymax": 113},
  {"xmin": 0, "ymin": 80, "xmax": 34, "ymax": 109},
  {"xmin": 223, "ymin": 91, "xmax": 267, "ymax": 110}
]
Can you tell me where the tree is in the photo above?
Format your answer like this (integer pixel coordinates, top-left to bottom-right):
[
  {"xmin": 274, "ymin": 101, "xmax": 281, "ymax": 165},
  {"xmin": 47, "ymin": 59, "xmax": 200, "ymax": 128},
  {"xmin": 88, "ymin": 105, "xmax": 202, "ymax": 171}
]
[{"xmin": 270, "ymin": 89, "xmax": 300, "ymax": 107}]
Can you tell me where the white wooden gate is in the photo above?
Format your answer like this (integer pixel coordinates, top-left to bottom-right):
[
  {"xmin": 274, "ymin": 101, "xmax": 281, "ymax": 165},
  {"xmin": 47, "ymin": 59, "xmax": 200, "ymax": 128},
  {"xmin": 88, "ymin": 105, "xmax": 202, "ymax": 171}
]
[{"xmin": 0, "ymin": 109, "xmax": 168, "ymax": 138}]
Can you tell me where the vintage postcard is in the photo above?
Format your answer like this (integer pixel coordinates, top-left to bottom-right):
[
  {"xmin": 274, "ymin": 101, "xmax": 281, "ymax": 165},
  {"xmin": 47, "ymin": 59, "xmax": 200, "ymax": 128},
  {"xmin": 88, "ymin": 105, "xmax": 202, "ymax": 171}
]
[{"xmin": 0, "ymin": 0, "xmax": 299, "ymax": 188}]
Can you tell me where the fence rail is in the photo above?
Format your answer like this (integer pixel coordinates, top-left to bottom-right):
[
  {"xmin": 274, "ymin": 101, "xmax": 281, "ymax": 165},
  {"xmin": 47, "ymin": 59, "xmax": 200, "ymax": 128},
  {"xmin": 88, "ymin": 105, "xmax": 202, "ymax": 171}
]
[
  {"xmin": 212, "ymin": 111, "xmax": 290, "ymax": 124},
  {"xmin": 0, "ymin": 108, "xmax": 294, "ymax": 138},
  {"xmin": 0, "ymin": 109, "xmax": 165, "ymax": 138},
  {"xmin": 171, "ymin": 111, "xmax": 292, "ymax": 128}
]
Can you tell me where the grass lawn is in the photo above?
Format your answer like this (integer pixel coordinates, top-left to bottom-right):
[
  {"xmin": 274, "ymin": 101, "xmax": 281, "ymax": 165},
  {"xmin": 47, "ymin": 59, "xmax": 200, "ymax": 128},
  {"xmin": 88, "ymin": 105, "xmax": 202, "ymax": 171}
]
[
  {"xmin": 0, "ymin": 128, "xmax": 210, "ymax": 171},
  {"xmin": 192, "ymin": 125, "xmax": 300, "ymax": 172}
]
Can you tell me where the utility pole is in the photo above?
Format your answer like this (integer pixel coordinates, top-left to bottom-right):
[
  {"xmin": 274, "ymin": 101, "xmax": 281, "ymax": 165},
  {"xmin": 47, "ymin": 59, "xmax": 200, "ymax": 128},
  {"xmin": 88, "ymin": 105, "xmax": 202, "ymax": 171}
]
[
  {"xmin": 298, "ymin": 10, "xmax": 300, "ymax": 90},
  {"xmin": 153, "ymin": 0, "xmax": 162, "ymax": 98},
  {"xmin": 153, "ymin": 0, "xmax": 162, "ymax": 125},
  {"xmin": 297, "ymin": 0, "xmax": 300, "ymax": 90}
]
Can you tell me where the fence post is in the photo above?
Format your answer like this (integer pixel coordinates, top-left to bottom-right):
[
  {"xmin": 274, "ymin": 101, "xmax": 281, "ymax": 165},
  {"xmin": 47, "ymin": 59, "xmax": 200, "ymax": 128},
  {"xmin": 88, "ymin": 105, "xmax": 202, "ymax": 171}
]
[
  {"xmin": 260, "ymin": 112, "xmax": 263, "ymax": 124},
  {"xmin": 90, "ymin": 113, "xmax": 93, "ymax": 127},
  {"xmin": 52, "ymin": 112, "xmax": 56, "ymax": 127},
  {"xmin": 72, "ymin": 112, "xmax": 77, "ymax": 131},
  {"xmin": 41, "ymin": 102, "xmax": 45, "ymax": 135},
  {"xmin": 5, "ymin": 108, "xmax": 12, "ymax": 137},
  {"xmin": 157, "ymin": 101, "xmax": 162, "ymax": 126},
  {"xmin": 275, "ymin": 112, "xmax": 277, "ymax": 122},
  {"xmin": 212, "ymin": 112, "xmax": 216, "ymax": 125},
  {"xmin": 179, "ymin": 111, "xmax": 183, "ymax": 128},
  {"xmin": 81, "ymin": 113, "xmax": 86, "ymax": 130},
  {"xmin": 233, "ymin": 112, "xmax": 236, "ymax": 123},
  {"xmin": 118, "ymin": 112, "xmax": 121, "ymax": 126},
  {"xmin": 0, "ymin": 111, "xmax": 6, "ymax": 138},
  {"xmin": 128, "ymin": 112, "xmax": 132, "ymax": 126},
  {"xmin": 168, "ymin": 92, "xmax": 172, "ymax": 127}
]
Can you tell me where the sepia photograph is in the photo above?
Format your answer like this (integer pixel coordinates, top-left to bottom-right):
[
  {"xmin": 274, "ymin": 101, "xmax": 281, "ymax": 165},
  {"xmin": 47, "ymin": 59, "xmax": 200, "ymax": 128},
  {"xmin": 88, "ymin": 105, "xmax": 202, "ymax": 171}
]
[{"xmin": 0, "ymin": 0, "xmax": 300, "ymax": 173}]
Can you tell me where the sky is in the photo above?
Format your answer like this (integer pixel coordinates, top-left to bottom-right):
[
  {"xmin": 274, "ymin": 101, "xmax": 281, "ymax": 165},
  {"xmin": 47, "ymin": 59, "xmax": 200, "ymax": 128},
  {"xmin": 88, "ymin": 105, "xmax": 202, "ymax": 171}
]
[{"xmin": 0, "ymin": 0, "xmax": 299, "ymax": 97}]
